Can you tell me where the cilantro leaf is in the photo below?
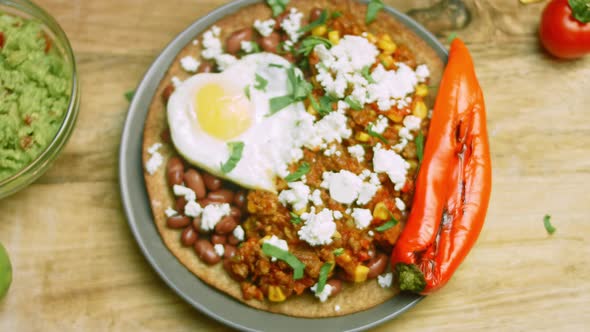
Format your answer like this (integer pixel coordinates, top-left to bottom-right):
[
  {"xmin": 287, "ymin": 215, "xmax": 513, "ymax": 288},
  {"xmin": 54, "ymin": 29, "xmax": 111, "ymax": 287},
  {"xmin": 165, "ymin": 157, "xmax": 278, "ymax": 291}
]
[
  {"xmin": 366, "ymin": 0, "xmax": 384, "ymax": 24},
  {"xmin": 290, "ymin": 212, "xmax": 302, "ymax": 224},
  {"xmin": 269, "ymin": 95, "xmax": 295, "ymax": 115},
  {"xmin": 269, "ymin": 63, "xmax": 285, "ymax": 69},
  {"xmin": 543, "ymin": 214, "xmax": 556, "ymax": 235},
  {"xmin": 299, "ymin": 9, "xmax": 328, "ymax": 33},
  {"xmin": 367, "ymin": 124, "xmax": 389, "ymax": 144},
  {"xmin": 220, "ymin": 141, "xmax": 245, "ymax": 173},
  {"xmin": 297, "ymin": 36, "xmax": 332, "ymax": 56},
  {"xmin": 416, "ymin": 131, "xmax": 425, "ymax": 163},
  {"xmin": 331, "ymin": 11, "xmax": 343, "ymax": 19},
  {"xmin": 268, "ymin": 66, "xmax": 312, "ymax": 115},
  {"xmin": 333, "ymin": 248, "xmax": 344, "ymax": 256},
  {"xmin": 309, "ymin": 95, "xmax": 334, "ymax": 116},
  {"xmin": 244, "ymin": 85, "xmax": 251, "ymax": 100},
  {"xmin": 266, "ymin": 0, "xmax": 289, "ymax": 17},
  {"xmin": 262, "ymin": 243, "xmax": 306, "ymax": 279},
  {"xmin": 569, "ymin": 0, "xmax": 590, "ymax": 23},
  {"xmin": 344, "ymin": 96, "xmax": 363, "ymax": 110},
  {"xmin": 284, "ymin": 162, "xmax": 311, "ymax": 182},
  {"xmin": 361, "ymin": 66, "xmax": 376, "ymax": 84},
  {"xmin": 376, "ymin": 210, "xmax": 399, "ymax": 232},
  {"xmin": 254, "ymin": 74, "xmax": 268, "ymax": 91},
  {"xmin": 124, "ymin": 90, "xmax": 135, "ymax": 102},
  {"xmin": 316, "ymin": 262, "xmax": 333, "ymax": 293}
]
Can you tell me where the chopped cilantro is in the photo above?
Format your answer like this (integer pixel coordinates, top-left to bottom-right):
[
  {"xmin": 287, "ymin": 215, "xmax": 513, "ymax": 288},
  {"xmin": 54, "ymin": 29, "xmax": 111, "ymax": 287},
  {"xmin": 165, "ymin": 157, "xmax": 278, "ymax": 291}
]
[
  {"xmin": 299, "ymin": 9, "xmax": 328, "ymax": 33},
  {"xmin": 316, "ymin": 262, "xmax": 333, "ymax": 293},
  {"xmin": 269, "ymin": 95, "xmax": 295, "ymax": 115},
  {"xmin": 284, "ymin": 162, "xmax": 311, "ymax": 182},
  {"xmin": 344, "ymin": 96, "xmax": 363, "ymax": 110},
  {"xmin": 268, "ymin": 66, "xmax": 312, "ymax": 115},
  {"xmin": 244, "ymin": 85, "xmax": 251, "ymax": 100},
  {"xmin": 269, "ymin": 63, "xmax": 285, "ymax": 69},
  {"xmin": 331, "ymin": 11, "xmax": 343, "ymax": 19},
  {"xmin": 376, "ymin": 211, "xmax": 399, "ymax": 232},
  {"xmin": 262, "ymin": 242, "xmax": 306, "ymax": 279},
  {"xmin": 361, "ymin": 66, "xmax": 376, "ymax": 84},
  {"xmin": 416, "ymin": 131, "xmax": 425, "ymax": 163},
  {"xmin": 367, "ymin": 124, "xmax": 389, "ymax": 144},
  {"xmin": 333, "ymin": 248, "xmax": 344, "ymax": 256},
  {"xmin": 366, "ymin": 0, "xmax": 384, "ymax": 24},
  {"xmin": 297, "ymin": 36, "xmax": 332, "ymax": 56},
  {"xmin": 309, "ymin": 94, "xmax": 334, "ymax": 116},
  {"xmin": 290, "ymin": 212, "xmax": 302, "ymax": 224},
  {"xmin": 124, "ymin": 90, "xmax": 135, "ymax": 102},
  {"xmin": 220, "ymin": 141, "xmax": 244, "ymax": 174},
  {"xmin": 266, "ymin": 0, "xmax": 289, "ymax": 17},
  {"xmin": 543, "ymin": 214, "xmax": 556, "ymax": 235},
  {"xmin": 254, "ymin": 74, "xmax": 268, "ymax": 91}
]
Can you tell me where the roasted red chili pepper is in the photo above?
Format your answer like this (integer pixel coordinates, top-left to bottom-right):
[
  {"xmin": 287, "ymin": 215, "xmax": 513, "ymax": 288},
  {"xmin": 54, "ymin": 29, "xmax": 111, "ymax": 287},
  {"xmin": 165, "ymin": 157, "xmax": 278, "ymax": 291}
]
[{"xmin": 391, "ymin": 39, "xmax": 492, "ymax": 294}]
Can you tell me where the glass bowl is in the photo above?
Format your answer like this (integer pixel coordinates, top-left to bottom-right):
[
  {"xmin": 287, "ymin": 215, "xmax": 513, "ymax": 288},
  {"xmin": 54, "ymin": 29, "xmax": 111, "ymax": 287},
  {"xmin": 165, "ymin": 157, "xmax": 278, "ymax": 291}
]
[{"xmin": 0, "ymin": 0, "xmax": 80, "ymax": 199}]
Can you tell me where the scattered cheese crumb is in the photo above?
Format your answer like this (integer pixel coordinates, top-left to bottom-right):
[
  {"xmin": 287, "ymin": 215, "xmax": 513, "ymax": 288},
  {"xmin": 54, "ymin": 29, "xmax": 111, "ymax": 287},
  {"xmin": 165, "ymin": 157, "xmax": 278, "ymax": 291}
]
[
  {"xmin": 215, "ymin": 54, "xmax": 237, "ymax": 71},
  {"xmin": 310, "ymin": 189, "xmax": 323, "ymax": 206},
  {"xmin": 368, "ymin": 230, "xmax": 374, "ymax": 236},
  {"xmin": 298, "ymin": 208, "xmax": 337, "ymax": 246},
  {"xmin": 335, "ymin": 305, "xmax": 341, "ymax": 312},
  {"xmin": 200, "ymin": 203, "xmax": 231, "ymax": 231},
  {"xmin": 254, "ymin": 19, "xmax": 275, "ymax": 37},
  {"xmin": 164, "ymin": 207, "xmax": 178, "ymax": 218},
  {"xmin": 184, "ymin": 200, "xmax": 203, "ymax": 217},
  {"xmin": 281, "ymin": 8, "xmax": 304, "ymax": 42},
  {"xmin": 347, "ymin": 145, "xmax": 365, "ymax": 162},
  {"xmin": 278, "ymin": 181, "xmax": 310, "ymax": 211},
  {"xmin": 378, "ymin": 272, "xmax": 393, "ymax": 288},
  {"xmin": 415, "ymin": 64, "xmax": 430, "ymax": 83},
  {"xmin": 241, "ymin": 40, "xmax": 254, "ymax": 53},
  {"xmin": 145, "ymin": 143, "xmax": 163, "ymax": 175},
  {"xmin": 233, "ymin": 225, "xmax": 245, "ymax": 242},
  {"xmin": 321, "ymin": 170, "xmax": 363, "ymax": 205},
  {"xmin": 180, "ymin": 55, "xmax": 200, "ymax": 73},
  {"xmin": 214, "ymin": 243, "xmax": 225, "ymax": 257},
  {"xmin": 201, "ymin": 26, "xmax": 223, "ymax": 59},
  {"xmin": 310, "ymin": 283, "xmax": 333, "ymax": 302},
  {"xmin": 373, "ymin": 145, "xmax": 410, "ymax": 191},
  {"xmin": 173, "ymin": 184, "xmax": 196, "ymax": 202},
  {"xmin": 395, "ymin": 197, "xmax": 406, "ymax": 212},
  {"xmin": 352, "ymin": 208, "xmax": 373, "ymax": 229},
  {"xmin": 371, "ymin": 115, "xmax": 389, "ymax": 134},
  {"xmin": 171, "ymin": 76, "xmax": 182, "ymax": 87}
]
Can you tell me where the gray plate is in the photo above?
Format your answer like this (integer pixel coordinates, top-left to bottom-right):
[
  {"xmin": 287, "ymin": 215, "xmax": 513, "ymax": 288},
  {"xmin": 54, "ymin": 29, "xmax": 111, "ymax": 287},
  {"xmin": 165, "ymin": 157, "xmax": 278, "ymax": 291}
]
[{"xmin": 119, "ymin": 1, "xmax": 447, "ymax": 331}]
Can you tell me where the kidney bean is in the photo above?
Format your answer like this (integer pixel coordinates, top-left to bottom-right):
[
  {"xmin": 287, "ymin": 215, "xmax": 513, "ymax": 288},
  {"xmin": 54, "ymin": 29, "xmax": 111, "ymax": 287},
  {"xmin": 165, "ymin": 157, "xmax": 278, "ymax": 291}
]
[
  {"xmin": 223, "ymin": 258, "xmax": 234, "ymax": 277},
  {"xmin": 327, "ymin": 279, "xmax": 343, "ymax": 296},
  {"xmin": 167, "ymin": 157, "xmax": 184, "ymax": 186},
  {"xmin": 367, "ymin": 254, "xmax": 388, "ymax": 279},
  {"xmin": 197, "ymin": 61, "xmax": 214, "ymax": 73},
  {"xmin": 211, "ymin": 234, "xmax": 227, "ymax": 245},
  {"xmin": 227, "ymin": 234, "xmax": 240, "ymax": 246},
  {"xmin": 224, "ymin": 244, "xmax": 237, "ymax": 259},
  {"xmin": 167, "ymin": 215, "xmax": 191, "ymax": 229},
  {"xmin": 162, "ymin": 83, "xmax": 175, "ymax": 103},
  {"xmin": 194, "ymin": 239, "xmax": 221, "ymax": 265},
  {"xmin": 175, "ymin": 197, "xmax": 187, "ymax": 214},
  {"xmin": 226, "ymin": 28, "xmax": 253, "ymax": 55},
  {"xmin": 197, "ymin": 198, "xmax": 214, "ymax": 208},
  {"xmin": 233, "ymin": 190, "xmax": 247, "ymax": 208},
  {"xmin": 229, "ymin": 206, "xmax": 242, "ymax": 220},
  {"xmin": 202, "ymin": 173, "xmax": 222, "ymax": 191},
  {"xmin": 181, "ymin": 226, "xmax": 198, "ymax": 246},
  {"xmin": 275, "ymin": 11, "xmax": 290, "ymax": 29},
  {"xmin": 192, "ymin": 217, "xmax": 207, "ymax": 234},
  {"xmin": 309, "ymin": 7, "xmax": 323, "ymax": 22},
  {"xmin": 208, "ymin": 189, "xmax": 234, "ymax": 203},
  {"xmin": 184, "ymin": 169, "xmax": 206, "ymax": 199},
  {"xmin": 215, "ymin": 216, "xmax": 237, "ymax": 235},
  {"xmin": 260, "ymin": 32, "xmax": 280, "ymax": 53}
]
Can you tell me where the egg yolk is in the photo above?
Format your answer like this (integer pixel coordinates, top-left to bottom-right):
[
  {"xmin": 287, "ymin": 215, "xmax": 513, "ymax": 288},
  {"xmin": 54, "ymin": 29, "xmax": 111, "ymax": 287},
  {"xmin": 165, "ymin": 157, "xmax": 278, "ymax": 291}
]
[{"xmin": 194, "ymin": 83, "xmax": 252, "ymax": 140}]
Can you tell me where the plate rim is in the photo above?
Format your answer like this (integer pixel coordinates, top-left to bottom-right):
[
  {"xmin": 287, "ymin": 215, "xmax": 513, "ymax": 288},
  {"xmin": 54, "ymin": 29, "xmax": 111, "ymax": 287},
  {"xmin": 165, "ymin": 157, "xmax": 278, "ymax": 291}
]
[{"xmin": 119, "ymin": 1, "xmax": 447, "ymax": 331}]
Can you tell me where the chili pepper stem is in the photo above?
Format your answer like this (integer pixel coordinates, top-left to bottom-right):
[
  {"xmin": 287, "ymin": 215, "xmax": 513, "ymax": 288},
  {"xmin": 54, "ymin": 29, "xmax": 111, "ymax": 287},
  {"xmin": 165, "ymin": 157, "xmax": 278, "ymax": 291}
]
[{"xmin": 395, "ymin": 263, "xmax": 426, "ymax": 293}]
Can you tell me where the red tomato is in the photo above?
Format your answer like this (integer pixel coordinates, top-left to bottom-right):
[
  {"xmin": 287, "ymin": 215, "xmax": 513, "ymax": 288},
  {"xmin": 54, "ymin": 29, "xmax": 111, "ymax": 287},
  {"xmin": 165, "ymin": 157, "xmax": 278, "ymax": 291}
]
[{"xmin": 539, "ymin": 0, "xmax": 590, "ymax": 59}]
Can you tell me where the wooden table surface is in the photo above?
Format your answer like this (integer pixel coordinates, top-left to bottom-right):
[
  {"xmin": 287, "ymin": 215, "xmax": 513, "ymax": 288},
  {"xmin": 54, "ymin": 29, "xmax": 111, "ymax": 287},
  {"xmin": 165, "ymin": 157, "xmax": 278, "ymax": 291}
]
[{"xmin": 1, "ymin": 0, "xmax": 589, "ymax": 330}]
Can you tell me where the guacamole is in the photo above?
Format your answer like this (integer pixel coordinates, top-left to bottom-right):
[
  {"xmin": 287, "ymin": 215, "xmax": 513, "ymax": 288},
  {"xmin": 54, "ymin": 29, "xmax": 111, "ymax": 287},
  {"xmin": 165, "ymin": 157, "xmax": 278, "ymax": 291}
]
[{"xmin": 0, "ymin": 13, "xmax": 71, "ymax": 181}]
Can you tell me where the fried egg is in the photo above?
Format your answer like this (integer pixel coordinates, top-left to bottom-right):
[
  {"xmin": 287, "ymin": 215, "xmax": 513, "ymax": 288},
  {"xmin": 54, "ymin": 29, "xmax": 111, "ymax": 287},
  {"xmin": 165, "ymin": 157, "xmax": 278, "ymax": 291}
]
[{"xmin": 167, "ymin": 53, "xmax": 309, "ymax": 192}]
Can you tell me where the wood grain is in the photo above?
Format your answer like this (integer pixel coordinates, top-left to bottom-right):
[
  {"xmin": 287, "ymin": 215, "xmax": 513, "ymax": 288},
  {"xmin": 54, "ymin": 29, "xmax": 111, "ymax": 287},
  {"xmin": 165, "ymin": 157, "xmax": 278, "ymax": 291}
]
[{"xmin": 1, "ymin": 0, "xmax": 589, "ymax": 331}]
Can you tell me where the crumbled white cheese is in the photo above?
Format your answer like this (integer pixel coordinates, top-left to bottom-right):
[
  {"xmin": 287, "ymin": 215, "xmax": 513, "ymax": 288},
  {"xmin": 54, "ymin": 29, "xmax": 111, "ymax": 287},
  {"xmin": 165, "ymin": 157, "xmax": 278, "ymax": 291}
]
[
  {"xmin": 254, "ymin": 19, "xmax": 275, "ymax": 37},
  {"xmin": 173, "ymin": 184, "xmax": 196, "ymax": 202},
  {"xmin": 395, "ymin": 197, "xmax": 406, "ymax": 212},
  {"xmin": 323, "ymin": 144, "xmax": 338, "ymax": 157},
  {"xmin": 263, "ymin": 235, "xmax": 289, "ymax": 262},
  {"xmin": 233, "ymin": 225, "xmax": 245, "ymax": 242},
  {"xmin": 201, "ymin": 26, "xmax": 223, "ymax": 60},
  {"xmin": 298, "ymin": 208, "xmax": 337, "ymax": 246},
  {"xmin": 145, "ymin": 143, "xmax": 163, "ymax": 175},
  {"xmin": 415, "ymin": 64, "xmax": 430, "ymax": 83},
  {"xmin": 171, "ymin": 76, "xmax": 182, "ymax": 88},
  {"xmin": 352, "ymin": 208, "xmax": 372, "ymax": 229},
  {"xmin": 214, "ymin": 243, "xmax": 225, "ymax": 257},
  {"xmin": 377, "ymin": 272, "xmax": 393, "ymax": 288},
  {"xmin": 348, "ymin": 145, "xmax": 365, "ymax": 162},
  {"xmin": 310, "ymin": 189, "xmax": 323, "ymax": 206},
  {"xmin": 371, "ymin": 115, "xmax": 389, "ymax": 134},
  {"xmin": 200, "ymin": 203, "xmax": 231, "ymax": 231},
  {"xmin": 368, "ymin": 230, "xmax": 374, "ymax": 237},
  {"xmin": 278, "ymin": 181, "xmax": 310, "ymax": 211},
  {"xmin": 404, "ymin": 115, "xmax": 422, "ymax": 131},
  {"xmin": 241, "ymin": 40, "xmax": 254, "ymax": 53},
  {"xmin": 373, "ymin": 145, "xmax": 410, "ymax": 191},
  {"xmin": 180, "ymin": 55, "xmax": 200, "ymax": 73},
  {"xmin": 192, "ymin": 39, "xmax": 199, "ymax": 46},
  {"xmin": 367, "ymin": 63, "xmax": 419, "ymax": 111},
  {"xmin": 333, "ymin": 211, "xmax": 343, "ymax": 219},
  {"xmin": 281, "ymin": 8, "xmax": 304, "ymax": 42},
  {"xmin": 321, "ymin": 170, "xmax": 363, "ymax": 205},
  {"xmin": 303, "ymin": 111, "xmax": 352, "ymax": 149},
  {"xmin": 310, "ymin": 283, "xmax": 333, "ymax": 302},
  {"xmin": 215, "ymin": 54, "xmax": 237, "ymax": 71},
  {"xmin": 164, "ymin": 207, "xmax": 178, "ymax": 218},
  {"xmin": 335, "ymin": 304, "xmax": 341, "ymax": 312},
  {"xmin": 184, "ymin": 200, "xmax": 203, "ymax": 217},
  {"xmin": 283, "ymin": 40, "xmax": 295, "ymax": 52}
]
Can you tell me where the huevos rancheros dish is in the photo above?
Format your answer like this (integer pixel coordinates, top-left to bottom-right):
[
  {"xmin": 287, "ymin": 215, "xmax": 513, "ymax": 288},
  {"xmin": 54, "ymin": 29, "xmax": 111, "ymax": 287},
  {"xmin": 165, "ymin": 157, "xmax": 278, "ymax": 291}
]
[{"xmin": 141, "ymin": 0, "xmax": 490, "ymax": 318}]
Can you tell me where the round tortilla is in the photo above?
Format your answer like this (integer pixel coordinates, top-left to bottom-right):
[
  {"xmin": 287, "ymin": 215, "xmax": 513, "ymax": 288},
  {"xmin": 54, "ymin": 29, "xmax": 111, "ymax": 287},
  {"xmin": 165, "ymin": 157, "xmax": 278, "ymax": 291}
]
[{"xmin": 142, "ymin": 0, "xmax": 444, "ymax": 318}]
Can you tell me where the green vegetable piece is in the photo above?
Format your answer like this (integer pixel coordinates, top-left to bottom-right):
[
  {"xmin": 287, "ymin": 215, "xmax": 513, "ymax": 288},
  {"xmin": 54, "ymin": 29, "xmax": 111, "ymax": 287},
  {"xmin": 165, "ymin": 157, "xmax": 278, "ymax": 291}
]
[
  {"xmin": 290, "ymin": 212, "xmax": 302, "ymax": 224},
  {"xmin": 244, "ymin": 85, "xmax": 251, "ymax": 100},
  {"xmin": 269, "ymin": 95, "xmax": 295, "ymax": 115},
  {"xmin": 262, "ymin": 243, "xmax": 306, "ymax": 279},
  {"xmin": 299, "ymin": 9, "xmax": 328, "ymax": 33},
  {"xmin": 367, "ymin": 124, "xmax": 389, "ymax": 144},
  {"xmin": 543, "ymin": 214, "xmax": 556, "ymax": 235},
  {"xmin": 569, "ymin": 0, "xmax": 590, "ymax": 23},
  {"xmin": 447, "ymin": 32, "xmax": 458, "ymax": 43},
  {"xmin": 284, "ymin": 162, "xmax": 311, "ymax": 182},
  {"xmin": 333, "ymin": 248, "xmax": 344, "ymax": 256},
  {"xmin": 0, "ymin": 243, "xmax": 12, "ymax": 299},
  {"xmin": 268, "ymin": 66, "xmax": 312, "ymax": 115},
  {"xmin": 375, "ymin": 218, "xmax": 398, "ymax": 232},
  {"xmin": 331, "ymin": 11, "xmax": 343, "ymax": 19},
  {"xmin": 125, "ymin": 90, "xmax": 135, "ymax": 102},
  {"xmin": 269, "ymin": 63, "xmax": 285, "ymax": 68},
  {"xmin": 366, "ymin": 0, "xmax": 384, "ymax": 24},
  {"xmin": 254, "ymin": 74, "xmax": 268, "ymax": 91},
  {"xmin": 361, "ymin": 66, "xmax": 376, "ymax": 84},
  {"xmin": 316, "ymin": 262, "xmax": 333, "ymax": 293},
  {"xmin": 395, "ymin": 263, "xmax": 426, "ymax": 293},
  {"xmin": 344, "ymin": 96, "xmax": 363, "ymax": 111},
  {"xmin": 297, "ymin": 36, "xmax": 332, "ymax": 56},
  {"xmin": 266, "ymin": 0, "xmax": 289, "ymax": 17},
  {"xmin": 416, "ymin": 131, "xmax": 425, "ymax": 163},
  {"xmin": 220, "ymin": 141, "xmax": 245, "ymax": 174}
]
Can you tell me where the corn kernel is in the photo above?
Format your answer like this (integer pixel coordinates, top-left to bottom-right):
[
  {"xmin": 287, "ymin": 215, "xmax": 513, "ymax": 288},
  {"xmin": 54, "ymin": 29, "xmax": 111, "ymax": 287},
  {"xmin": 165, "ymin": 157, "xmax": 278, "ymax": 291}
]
[
  {"xmin": 415, "ymin": 84, "xmax": 429, "ymax": 97},
  {"xmin": 379, "ymin": 33, "xmax": 392, "ymax": 43},
  {"xmin": 338, "ymin": 253, "xmax": 352, "ymax": 263},
  {"xmin": 413, "ymin": 101, "xmax": 428, "ymax": 119},
  {"xmin": 268, "ymin": 285, "xmax": 286, "ymax": 302},
  {"xmin": 378, "ymin": 54, "xmax": 394, "ymax": 69},
  {"xmin": 355, "ymin": 132, "xmax": 370, "ymax": 142},
  {"xmin": 364, "ymin": 32, "xmax": 377, "ymax": 44},
  {"xmin": 386, "ymin": 112, "xmax": 404, "ymax": 123},
  {"xmin": 408, "ymin": 160, "xmax": 418, "ymax": 171},
  {"xmin": 328, "ymin": 30, "xmax": 340, "ymax": 45},
  {"xmin": 393, "ymin": 124, "xmax": 403, "ymax": 132},
  {"xmin": 373, "ymin": 202, "xmax": 390, "ymax": 220},
  {"xmin": 377, "ymin": 40, "xmax": 397, "ymax": 55},
  {"xmin": 353, "ymin": 265, "xmax": 370, "ymax": 282},
  {"xmin": 307, "ymin": 105, "xmax": 318, "ymax": 116},
  {"xmin": 259, "ymin": 235, "xmax": 272, "ymax": 244},
  {"xmin": 311, "ymin": 25, "xmax": 327, "ymax": 37},
  {"xmin": 295, "ymin": 207, "xmax": 307, "ymax": 215}
]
